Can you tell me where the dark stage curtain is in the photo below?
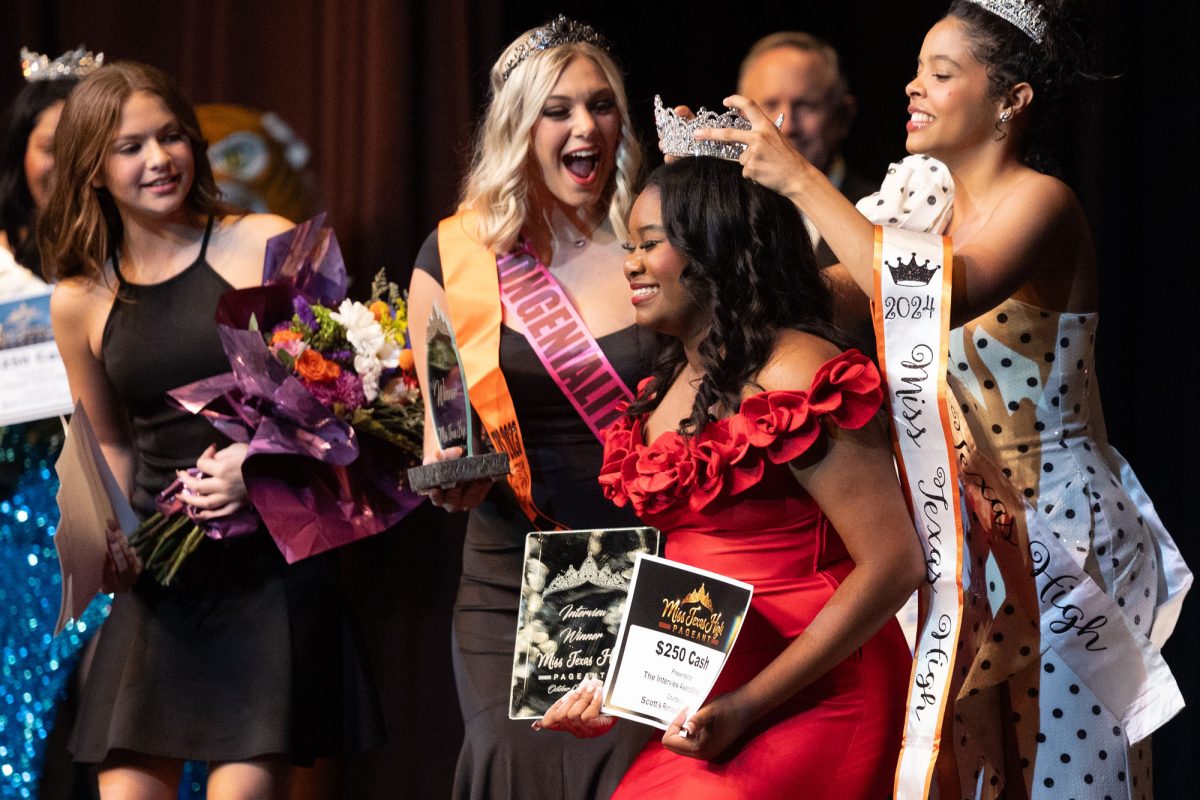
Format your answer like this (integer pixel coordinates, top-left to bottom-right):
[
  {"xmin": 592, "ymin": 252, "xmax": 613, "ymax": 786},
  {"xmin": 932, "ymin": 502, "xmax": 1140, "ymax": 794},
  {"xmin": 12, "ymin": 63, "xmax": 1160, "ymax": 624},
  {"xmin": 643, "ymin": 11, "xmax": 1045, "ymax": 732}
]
[{"xmin": 4, "ymin": 1, "xmax": 1196, "ymax": 798}]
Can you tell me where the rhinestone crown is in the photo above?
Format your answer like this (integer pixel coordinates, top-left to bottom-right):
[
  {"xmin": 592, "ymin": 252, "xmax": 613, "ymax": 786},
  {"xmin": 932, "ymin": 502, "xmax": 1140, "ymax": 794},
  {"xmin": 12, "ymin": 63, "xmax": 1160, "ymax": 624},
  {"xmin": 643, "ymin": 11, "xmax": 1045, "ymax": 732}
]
[
  {"xmin": 654, "ymin": 95, "xmax": 783, "ymax": 162},
  {"xmin": 21, "ymin": 46, "xmax": 104, "ymax": 82},
  {"xmin": 501, "ymin": 15, "xmax": 610, "ymax": 82},
  {"xmin": 966, "ymin": 0, "xmax": 1047, "ymax": 43}
]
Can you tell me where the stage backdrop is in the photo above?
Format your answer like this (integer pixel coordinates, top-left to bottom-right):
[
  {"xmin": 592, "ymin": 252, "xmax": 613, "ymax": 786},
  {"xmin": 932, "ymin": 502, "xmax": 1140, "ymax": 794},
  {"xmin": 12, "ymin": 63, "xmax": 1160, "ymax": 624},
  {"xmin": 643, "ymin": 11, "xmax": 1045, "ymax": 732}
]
[{"xmin": 2, "ymin": 1, "xmax": 1195, "ymax": 798}]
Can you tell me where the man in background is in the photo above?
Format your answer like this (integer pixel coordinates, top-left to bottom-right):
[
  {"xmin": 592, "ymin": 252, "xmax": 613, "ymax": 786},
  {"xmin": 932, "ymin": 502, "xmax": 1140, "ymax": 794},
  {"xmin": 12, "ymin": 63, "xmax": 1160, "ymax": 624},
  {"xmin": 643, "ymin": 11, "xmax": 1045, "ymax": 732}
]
[{"xmin": 738, "ymin": 31, "xmax": 876, "ymax": 268}]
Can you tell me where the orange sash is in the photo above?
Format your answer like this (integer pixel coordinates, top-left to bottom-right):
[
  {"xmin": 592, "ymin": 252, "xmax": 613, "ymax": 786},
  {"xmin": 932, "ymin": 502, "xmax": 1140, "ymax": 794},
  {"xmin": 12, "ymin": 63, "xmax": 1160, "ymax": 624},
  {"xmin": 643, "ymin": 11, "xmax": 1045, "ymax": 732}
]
[{"xmin": 438, "ymin": 212, "xmax": 563, "ymax": 529}]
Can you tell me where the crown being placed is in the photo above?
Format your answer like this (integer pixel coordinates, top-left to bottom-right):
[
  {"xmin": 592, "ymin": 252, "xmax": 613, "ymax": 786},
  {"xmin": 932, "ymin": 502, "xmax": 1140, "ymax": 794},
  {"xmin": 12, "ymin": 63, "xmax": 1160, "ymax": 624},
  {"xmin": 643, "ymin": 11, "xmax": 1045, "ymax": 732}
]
[
  {"xmin": 887, "ymin": 252, "xmax": 942, "ymax": 287},
  {"xmin": 21, "ymin": 46, "xmax": 104, "ymax": 82},
  {"xmin": 654, "ymin": 96, "xmax": 783, "ymax": 161},
  {"xmin": 544, "ymin": 554, "xmax": 628, "ymax": 596},
  {"xmin": 966, "ymin": 0, "xmax": 1047, "ymax": 43},
  {"xmin": 501, "ymin": 15, "xmax": 610, "ymax": 82}
]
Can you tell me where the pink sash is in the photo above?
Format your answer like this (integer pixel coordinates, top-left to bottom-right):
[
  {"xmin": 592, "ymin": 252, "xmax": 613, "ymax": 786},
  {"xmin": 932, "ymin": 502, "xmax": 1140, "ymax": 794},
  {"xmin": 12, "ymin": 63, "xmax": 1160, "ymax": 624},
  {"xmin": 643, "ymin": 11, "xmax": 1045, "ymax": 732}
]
[{"xmin": 497, "ymin": 244, "xmax": 633, "ymax": 441}]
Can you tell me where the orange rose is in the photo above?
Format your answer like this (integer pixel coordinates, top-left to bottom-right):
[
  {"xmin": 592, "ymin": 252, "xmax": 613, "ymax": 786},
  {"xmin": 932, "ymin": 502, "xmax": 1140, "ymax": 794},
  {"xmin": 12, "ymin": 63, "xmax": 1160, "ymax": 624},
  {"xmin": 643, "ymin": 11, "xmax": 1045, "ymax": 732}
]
[
  {"xmin": 369, "ymin": 300, "xmax": 390, "ymax": 322},
  {"xmin": 295, "ymin": 349, "xmax": 341, "ymax": 382},
  {"xmin": 271, "ymin": 328, "xmax": 303, "ymax": 345},
  {"xmin": 398, "ymin": 348, "xmax": 415, "ymax": 371}
]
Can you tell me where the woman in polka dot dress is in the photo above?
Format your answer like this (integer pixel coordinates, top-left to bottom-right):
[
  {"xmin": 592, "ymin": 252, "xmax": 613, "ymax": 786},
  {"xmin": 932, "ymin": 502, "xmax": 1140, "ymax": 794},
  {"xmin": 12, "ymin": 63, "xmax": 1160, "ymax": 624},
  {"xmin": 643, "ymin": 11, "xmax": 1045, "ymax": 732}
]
[{"xmin": 694, "ymin": 1, "xmax": 1192, "ymax": 798}]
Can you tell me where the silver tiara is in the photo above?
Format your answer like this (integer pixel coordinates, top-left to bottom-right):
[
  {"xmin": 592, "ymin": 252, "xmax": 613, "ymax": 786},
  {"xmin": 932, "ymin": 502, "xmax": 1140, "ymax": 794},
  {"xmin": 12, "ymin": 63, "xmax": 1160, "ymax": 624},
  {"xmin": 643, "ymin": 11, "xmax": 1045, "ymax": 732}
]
[
  {"xmin": 21, "ymin": 46, "xmax": 104, "ymax": 82},
  {"xmin": 501, "ymin": 15, "xmax": 610, "ymax": 82},
  {"xmin": 966, "ymin": 0, "xmax": 1047, "ymax": 43},
  {"xmin": 654, "ymin": 95, "xmax": 783, "ymax": 162}
]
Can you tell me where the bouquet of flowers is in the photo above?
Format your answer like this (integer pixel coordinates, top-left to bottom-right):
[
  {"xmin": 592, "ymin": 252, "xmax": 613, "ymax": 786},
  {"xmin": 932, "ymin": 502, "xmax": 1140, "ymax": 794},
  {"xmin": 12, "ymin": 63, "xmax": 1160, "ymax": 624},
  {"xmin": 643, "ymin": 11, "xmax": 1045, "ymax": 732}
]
[
  {"xmin": 265, "ymin": 269, "xmax": 424, "ymax": 457},
  {"xmin": 130, "ymin": 215, "xmax": 425, "ymax": 584}
]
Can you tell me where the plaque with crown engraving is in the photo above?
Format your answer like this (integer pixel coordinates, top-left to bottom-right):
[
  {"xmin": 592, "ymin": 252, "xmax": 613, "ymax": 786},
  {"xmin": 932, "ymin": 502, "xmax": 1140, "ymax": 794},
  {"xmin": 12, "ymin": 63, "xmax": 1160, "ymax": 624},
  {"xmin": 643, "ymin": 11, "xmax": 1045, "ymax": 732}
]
[
  {"xmin": 601, "ymin": 554, "xmax": 753, "ymax": 730},
  {"xmin": 406, "ymin": 307, "xmax": 509, "ymax": 492},
  {"xmin": 508, "ymin": 527, "xmax": 660, "ymax": 719}
]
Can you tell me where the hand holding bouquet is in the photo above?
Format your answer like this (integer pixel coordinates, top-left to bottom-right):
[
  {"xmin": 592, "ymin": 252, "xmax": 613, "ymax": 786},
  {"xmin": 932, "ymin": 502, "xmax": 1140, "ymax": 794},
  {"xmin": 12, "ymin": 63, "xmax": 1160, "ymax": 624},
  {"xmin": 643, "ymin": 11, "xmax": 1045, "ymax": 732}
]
[{"xmin": 132, "ymin": 216, "xmax": 425, "ymax": 583}]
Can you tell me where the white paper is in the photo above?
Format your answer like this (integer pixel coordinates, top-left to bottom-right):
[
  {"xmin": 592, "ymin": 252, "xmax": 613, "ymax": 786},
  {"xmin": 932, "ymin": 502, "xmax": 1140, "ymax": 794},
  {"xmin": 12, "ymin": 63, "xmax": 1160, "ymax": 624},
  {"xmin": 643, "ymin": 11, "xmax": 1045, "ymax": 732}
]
[
  {"xmin": 0, "ymin": 289, "xmax": 73, "ymax": 425},
  {"xmin": 601, "ymin": 554, "xmax": 753, "ymax": 730}
]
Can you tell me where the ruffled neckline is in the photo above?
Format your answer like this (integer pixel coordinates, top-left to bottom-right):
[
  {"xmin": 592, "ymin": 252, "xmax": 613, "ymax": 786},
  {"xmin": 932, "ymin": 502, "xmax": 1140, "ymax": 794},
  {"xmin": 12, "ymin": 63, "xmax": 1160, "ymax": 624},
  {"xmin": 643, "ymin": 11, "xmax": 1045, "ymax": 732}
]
[{"xmin": 599, "ymin": 350, "xmax": 882, "ymax": 517}]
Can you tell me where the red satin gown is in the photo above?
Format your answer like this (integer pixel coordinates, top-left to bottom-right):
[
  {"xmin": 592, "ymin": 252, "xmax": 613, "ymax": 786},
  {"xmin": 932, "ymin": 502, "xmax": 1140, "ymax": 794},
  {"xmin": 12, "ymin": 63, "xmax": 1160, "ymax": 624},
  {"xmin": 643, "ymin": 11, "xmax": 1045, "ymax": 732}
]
[{"xmin": 598, "ymin": 351, "xmax": 910, "ymax": 800}]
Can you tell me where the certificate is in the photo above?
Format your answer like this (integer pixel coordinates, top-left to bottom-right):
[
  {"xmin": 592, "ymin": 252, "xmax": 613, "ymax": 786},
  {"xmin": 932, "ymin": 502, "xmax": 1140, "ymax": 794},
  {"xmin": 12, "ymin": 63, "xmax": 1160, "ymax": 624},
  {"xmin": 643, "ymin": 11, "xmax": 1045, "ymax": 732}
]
[
  {"xmin": 601, "ymin": 554, "xmax": 753, "ymax": 730},
  {"xmin": 508, "ymin": 526, "xmax": 660, "ymax": 719},
  {"xmin": 0, "ymin": 288, "xmax": 72, "ymax": 426}
]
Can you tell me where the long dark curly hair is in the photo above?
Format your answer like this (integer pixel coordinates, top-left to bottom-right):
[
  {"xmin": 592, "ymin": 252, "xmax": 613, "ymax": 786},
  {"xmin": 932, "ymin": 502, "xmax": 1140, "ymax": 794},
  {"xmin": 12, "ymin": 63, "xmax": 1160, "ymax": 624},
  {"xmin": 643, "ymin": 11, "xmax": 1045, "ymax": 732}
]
[
  {"xmin": 625, "ymin": 157, "xmax": 843, "ymax": 435},
  {"xmin": 946, "ymin": 0, "xmax": 1101, "ymax": 174}
]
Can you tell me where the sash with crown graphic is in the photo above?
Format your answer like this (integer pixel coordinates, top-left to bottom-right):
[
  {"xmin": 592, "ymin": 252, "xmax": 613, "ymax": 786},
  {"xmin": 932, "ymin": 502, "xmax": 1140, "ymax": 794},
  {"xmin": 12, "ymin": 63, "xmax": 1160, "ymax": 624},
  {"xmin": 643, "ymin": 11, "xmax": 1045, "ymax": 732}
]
[
  {"xmin": 509, "ymin": 527, "xmax": 660, "ymax": 719},
  {"xmin": 870, "ymin": 225, "xmax": 968, "ymax": 800}
]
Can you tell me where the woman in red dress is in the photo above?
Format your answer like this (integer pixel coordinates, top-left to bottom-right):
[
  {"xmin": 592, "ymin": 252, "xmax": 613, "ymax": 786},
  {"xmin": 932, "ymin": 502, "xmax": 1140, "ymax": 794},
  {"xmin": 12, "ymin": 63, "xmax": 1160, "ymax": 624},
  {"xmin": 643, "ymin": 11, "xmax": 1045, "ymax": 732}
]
[{"xmin": 540, "ymin": 156, "xmax": 923, "ymax": 798}]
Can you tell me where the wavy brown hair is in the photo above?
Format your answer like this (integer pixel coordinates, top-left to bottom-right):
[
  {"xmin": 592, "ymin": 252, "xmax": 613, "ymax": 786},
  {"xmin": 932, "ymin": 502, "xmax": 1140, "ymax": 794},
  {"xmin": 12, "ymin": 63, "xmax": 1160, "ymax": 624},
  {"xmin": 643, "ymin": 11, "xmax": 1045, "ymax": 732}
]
[{"xmin": 38, "ymin": 61, "xmax": 234, "ymax": 282}]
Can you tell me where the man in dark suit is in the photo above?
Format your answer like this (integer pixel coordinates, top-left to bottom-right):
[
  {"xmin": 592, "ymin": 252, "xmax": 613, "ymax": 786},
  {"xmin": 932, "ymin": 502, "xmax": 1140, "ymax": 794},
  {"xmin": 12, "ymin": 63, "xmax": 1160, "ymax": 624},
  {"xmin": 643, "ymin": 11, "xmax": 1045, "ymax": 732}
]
[{"xmin": 739, "ymin": 31, "xmax": 877, "ymax": 355}]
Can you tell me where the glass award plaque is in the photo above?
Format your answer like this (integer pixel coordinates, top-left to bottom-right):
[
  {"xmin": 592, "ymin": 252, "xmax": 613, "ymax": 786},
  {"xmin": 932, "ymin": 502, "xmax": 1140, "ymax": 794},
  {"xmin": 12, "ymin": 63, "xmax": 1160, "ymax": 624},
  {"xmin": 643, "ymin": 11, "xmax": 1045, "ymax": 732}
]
[
  {"xmin": 406, "ymin": 307, "xmax": 509, "ymax": 492},
  {"xmin": 509, "ymin": 526, "xmax": 661, "ymax": 719}
]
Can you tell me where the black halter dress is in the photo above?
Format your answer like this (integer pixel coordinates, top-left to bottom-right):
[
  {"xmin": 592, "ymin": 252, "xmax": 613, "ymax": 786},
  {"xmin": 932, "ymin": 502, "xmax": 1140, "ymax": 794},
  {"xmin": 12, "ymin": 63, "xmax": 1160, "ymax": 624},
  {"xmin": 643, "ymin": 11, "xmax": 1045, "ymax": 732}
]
[{"xmin": 69, "ymin": 218, "xmax": 383, "ymax": 766}]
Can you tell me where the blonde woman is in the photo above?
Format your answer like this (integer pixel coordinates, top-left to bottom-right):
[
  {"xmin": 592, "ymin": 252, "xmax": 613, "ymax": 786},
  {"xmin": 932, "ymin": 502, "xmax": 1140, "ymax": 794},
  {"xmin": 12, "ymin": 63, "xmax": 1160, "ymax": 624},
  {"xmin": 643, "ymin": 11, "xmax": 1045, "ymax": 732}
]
[{"xmin": 407, "ymin": 17, "xmax": 652, "ymax": 800}]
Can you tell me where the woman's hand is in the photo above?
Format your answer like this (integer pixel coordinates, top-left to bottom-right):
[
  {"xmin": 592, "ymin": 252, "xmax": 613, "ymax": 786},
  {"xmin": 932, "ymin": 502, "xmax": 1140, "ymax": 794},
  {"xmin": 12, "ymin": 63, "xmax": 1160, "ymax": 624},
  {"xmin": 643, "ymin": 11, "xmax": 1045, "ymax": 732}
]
[
  {"xmin": 693, "ymin": 95, "xmax": 812, "ymax": 198},
  {"xmin": 533, "ymin": 678, "xmax": 616, "ymax": 738},
  {"xmin": 661, "ymin": 691, "xmax": 754, "ymax": 761},
  {"xmin": 418, "ymin": 446, "xmax": 495, "ymax": 513},
  {"xmin": 177, "ymin": 442, "xmax": 249, "ymax": 519},
  {"xmin": 101, "ymin": 518, "xmax": 142, "ymax": 593}
]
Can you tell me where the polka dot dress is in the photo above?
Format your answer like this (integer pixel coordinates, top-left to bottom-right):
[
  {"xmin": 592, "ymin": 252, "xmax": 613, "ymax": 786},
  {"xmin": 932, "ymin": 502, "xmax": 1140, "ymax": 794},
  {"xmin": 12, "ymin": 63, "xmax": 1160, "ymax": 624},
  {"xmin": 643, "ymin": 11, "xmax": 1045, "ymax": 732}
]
[{"xmin": 940, "ymin": 297, "xmax": 1179, "ymax": 800}]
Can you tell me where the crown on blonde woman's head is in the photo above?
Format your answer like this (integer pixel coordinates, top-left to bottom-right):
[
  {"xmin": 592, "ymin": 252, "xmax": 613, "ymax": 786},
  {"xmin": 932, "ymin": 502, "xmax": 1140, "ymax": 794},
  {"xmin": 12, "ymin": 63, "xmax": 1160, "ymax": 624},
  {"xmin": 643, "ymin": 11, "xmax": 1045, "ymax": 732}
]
[
  {"xmin": 653, "ymin": 96, "xmax": 783, "ymax": 162},
  {"xmin": 501, "ymin": 15, "xmax": 610, "ymax": 82},
  {"xmin": 20, "ymin": 46, "xmax": 104, "ymax": 82},
  {"xmin": 965, "ymin": 0, "xmax": 1047, "ymax": 43}
]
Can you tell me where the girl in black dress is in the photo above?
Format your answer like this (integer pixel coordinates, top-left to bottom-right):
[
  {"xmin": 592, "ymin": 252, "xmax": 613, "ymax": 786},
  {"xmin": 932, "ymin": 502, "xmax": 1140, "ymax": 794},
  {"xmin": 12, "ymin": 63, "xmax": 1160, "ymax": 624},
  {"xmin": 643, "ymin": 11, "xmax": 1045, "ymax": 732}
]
[{"xmin": 41, "ymin": 61, "xmax": 380, "ymax": 799}]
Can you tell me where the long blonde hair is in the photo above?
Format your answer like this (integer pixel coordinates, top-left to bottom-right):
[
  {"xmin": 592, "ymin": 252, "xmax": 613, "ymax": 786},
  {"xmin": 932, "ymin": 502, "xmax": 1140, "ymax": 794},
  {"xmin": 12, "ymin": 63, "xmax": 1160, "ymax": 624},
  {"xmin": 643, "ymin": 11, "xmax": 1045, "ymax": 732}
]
[
  {"xmin": 459, "ymin": 36, "xmax": 641, "ymax": 255},
  {"xmin": 38, "ymin": 61, "xmax": 233, "ymax": 282}
]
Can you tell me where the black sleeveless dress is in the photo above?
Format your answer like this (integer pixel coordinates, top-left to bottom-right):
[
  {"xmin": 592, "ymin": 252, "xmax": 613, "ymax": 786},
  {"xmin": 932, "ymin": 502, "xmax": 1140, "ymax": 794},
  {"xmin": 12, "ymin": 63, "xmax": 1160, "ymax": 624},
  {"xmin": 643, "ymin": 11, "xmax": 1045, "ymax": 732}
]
[
  {"xmin": 416, "ymin": 232, "xmax": 654, "ymax": 800},
  {"xmin": 69, "ymin": 219, "xmax": 383, "ymax": 766}
]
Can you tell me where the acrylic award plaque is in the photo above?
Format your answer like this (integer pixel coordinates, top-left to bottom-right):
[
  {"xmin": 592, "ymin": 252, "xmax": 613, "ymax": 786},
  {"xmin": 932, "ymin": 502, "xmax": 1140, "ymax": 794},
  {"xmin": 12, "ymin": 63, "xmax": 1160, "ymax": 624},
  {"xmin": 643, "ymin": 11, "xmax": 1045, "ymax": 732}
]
[
  {"xmin": 509, "ymin": 527, "xmax": 661, "ymax": 720},
  {"xmin": 405, "ymin": 307, "xmax": 509, "ymax": 492}
]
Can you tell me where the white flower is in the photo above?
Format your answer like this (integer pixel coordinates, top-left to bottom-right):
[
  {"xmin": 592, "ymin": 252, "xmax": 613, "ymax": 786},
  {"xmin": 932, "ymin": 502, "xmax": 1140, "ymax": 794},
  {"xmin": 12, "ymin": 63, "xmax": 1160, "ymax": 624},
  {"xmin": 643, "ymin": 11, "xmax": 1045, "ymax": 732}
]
[{"xmin": 330, "ymin": 299, "xmax": 402, "ymax": 403}]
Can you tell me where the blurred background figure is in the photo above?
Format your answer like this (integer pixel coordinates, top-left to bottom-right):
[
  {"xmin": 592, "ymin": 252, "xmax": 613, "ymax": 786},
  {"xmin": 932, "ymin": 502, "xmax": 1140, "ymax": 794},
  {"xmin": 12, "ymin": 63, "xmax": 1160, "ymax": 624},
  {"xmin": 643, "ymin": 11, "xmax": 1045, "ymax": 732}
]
[
  {"xmin": 197, "ymin": 103, "xmax": 320, "ymax": 223},
  {"xmin": 738, "ymin": 31, "xmax": 875, "ymax": 267},
  {"xmin": 0, "ymin": 45, "xmax": 107, "ymax": 800},
  {"xmin": 738, "ymin": 31, "xmax": 878, "ymax": 360}
]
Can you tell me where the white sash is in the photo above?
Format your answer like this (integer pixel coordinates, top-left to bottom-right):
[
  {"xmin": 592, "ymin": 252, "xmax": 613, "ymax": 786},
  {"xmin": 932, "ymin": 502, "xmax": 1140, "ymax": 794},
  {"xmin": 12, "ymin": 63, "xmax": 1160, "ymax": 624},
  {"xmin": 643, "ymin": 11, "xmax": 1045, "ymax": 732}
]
[{"xmin": 870, "ymin": 225, "xmax": 965, "ymax": 800}]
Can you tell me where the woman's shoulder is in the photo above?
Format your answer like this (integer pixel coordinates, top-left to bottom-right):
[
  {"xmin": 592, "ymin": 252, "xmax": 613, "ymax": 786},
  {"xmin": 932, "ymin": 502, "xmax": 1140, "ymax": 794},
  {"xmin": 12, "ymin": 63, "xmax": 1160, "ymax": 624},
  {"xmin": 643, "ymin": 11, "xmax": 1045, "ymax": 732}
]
[
  {"xmin": 1003, "ymin": 168, "xmax": 1083, "ymax": 223},
  {"xmin": 216, "ymin": 212, "xmax": 294, "ymax": 247},
  {"xmin": 750, "ymin": 330, "xmax": 852, "ymax": 395},
  {"xmin": 209, "ymin": 213, "xmax": 295, "ymax": 287},
  {"xmin": 51, "ymin": 274, "xmax": 112, "ymax": 325}
]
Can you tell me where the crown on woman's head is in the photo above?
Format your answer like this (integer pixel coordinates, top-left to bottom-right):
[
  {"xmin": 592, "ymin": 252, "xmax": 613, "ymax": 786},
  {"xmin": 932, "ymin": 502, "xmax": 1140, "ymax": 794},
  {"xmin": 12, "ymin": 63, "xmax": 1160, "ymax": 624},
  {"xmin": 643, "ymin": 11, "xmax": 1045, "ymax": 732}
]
[
  {"xmin": 966, "ymin": 0, "xmax": 1047, "ymax": 43},
  {"xmin": 654, "ymin": 96, "xmax": 783, "ymax": 162},
  {"xmin": 501, "ymin": 15, "xmax": 610, "ymax": 82},
  {"xmin": 21, "ymin": 46, "xmax": 104, "ymax": 82}
]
